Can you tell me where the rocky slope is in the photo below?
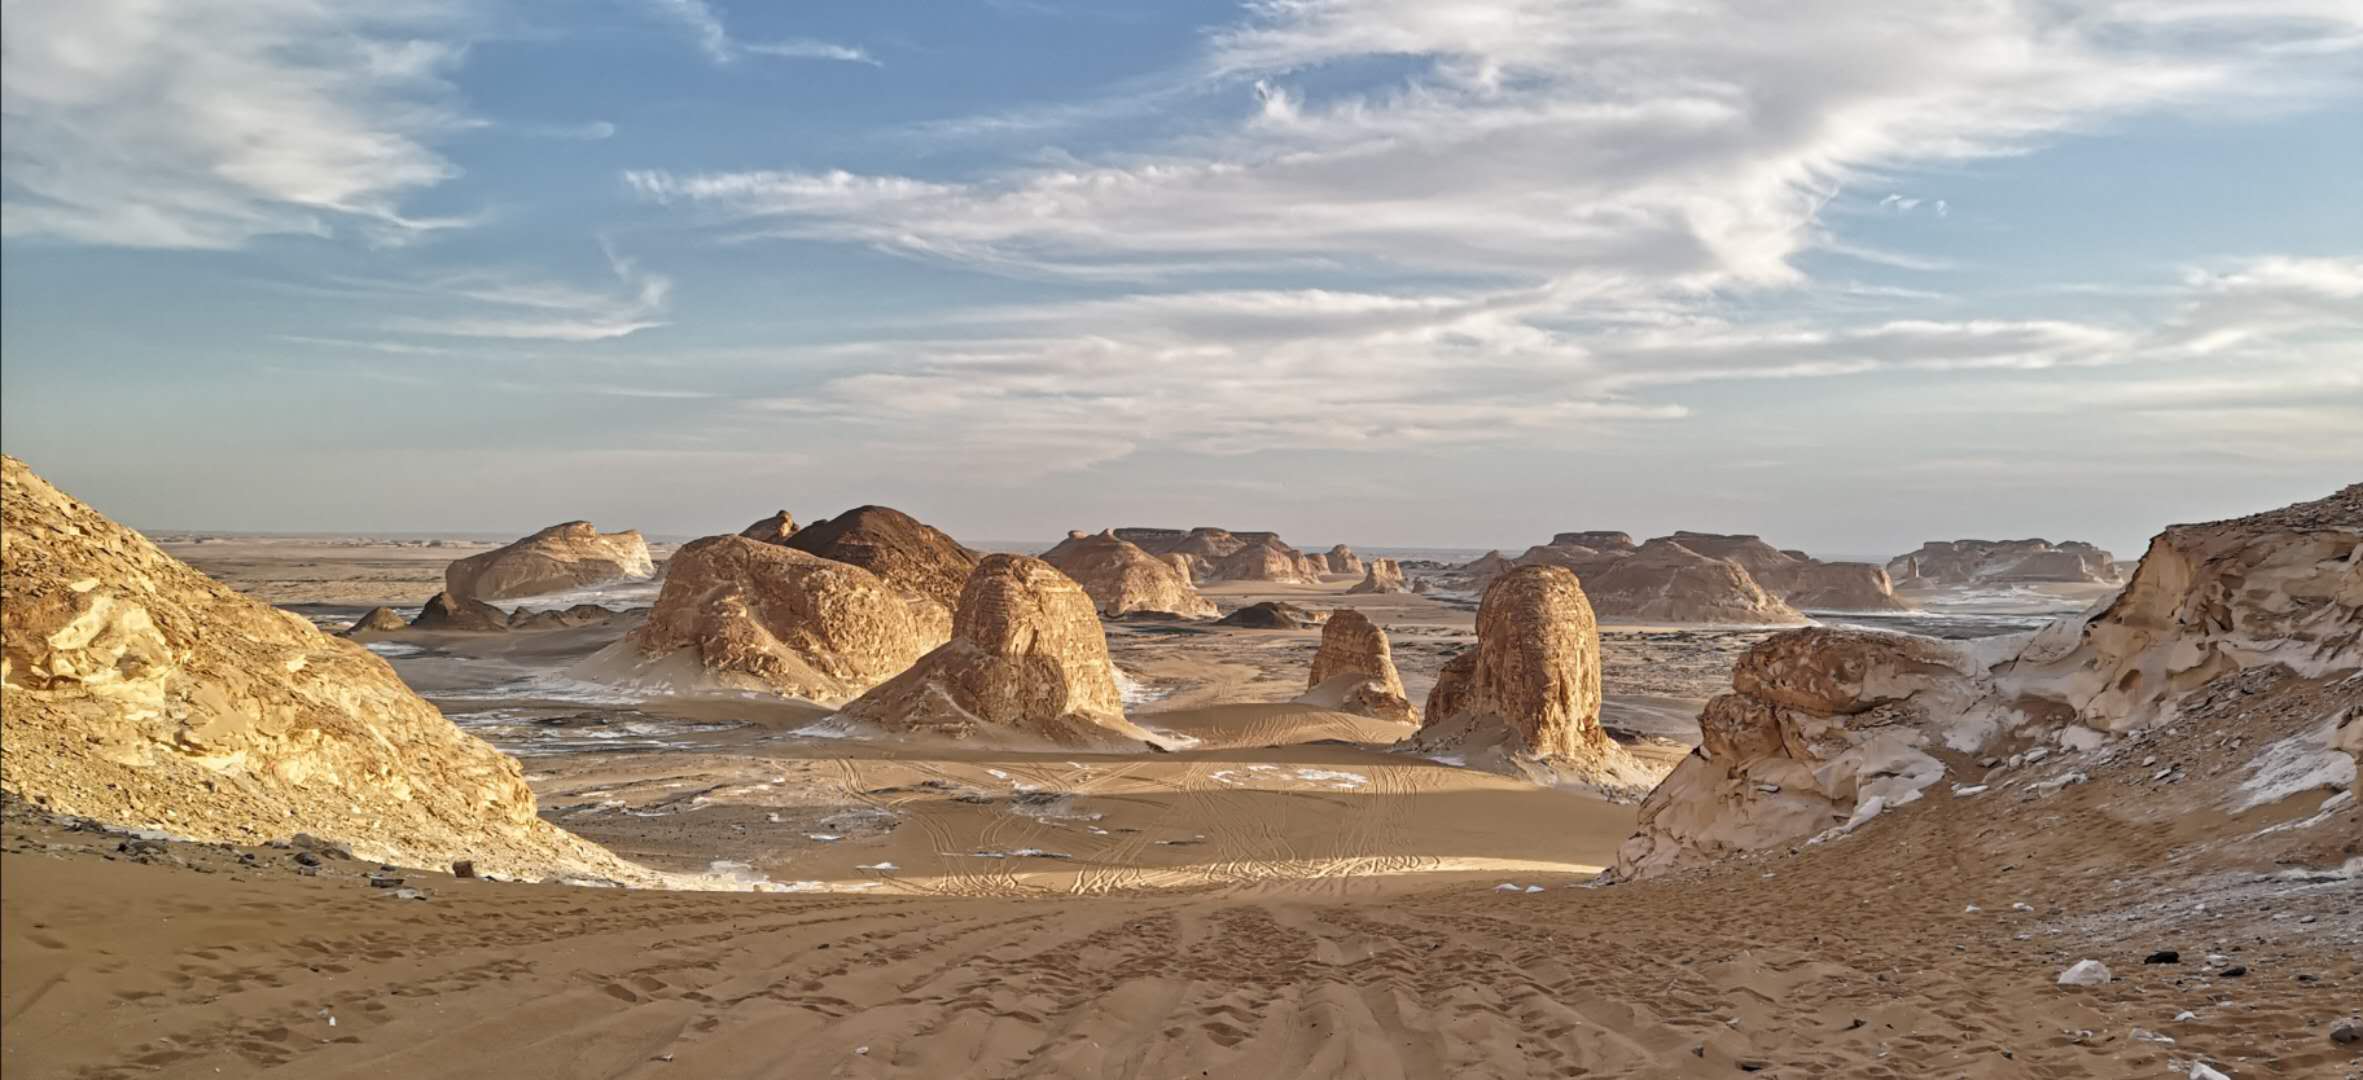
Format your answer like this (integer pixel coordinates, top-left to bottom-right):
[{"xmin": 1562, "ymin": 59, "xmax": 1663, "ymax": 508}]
[
  {"xmin": 604, "ymin": 535, "xmax": 951, "ymax": 705},
  {"xmin": 784, "ymin": 505, "xmax": 981, "ymax": 615},
  {"xmin": 835, "ymin": 555, "xmax": 1157, "ymax": 747},
  {"xmin": 443, "ymin": 521, "xmax": 654, "ymax": 602},
  {"xmin": 1301, "ymin": 609, "xmax": 1413, "ymax": 723},
  {"xmin": 1039, "ymin": 531, "xmax": 1218, "ymax": 619},
  {"xmin": 1888, "ymin": 538, "xmax": 2120, "ymax": 587},
  {"xmin": 1578, "ymin": 538, "xmax": 1807, "ymax": 624},
  {"xmin": 0, "ymin": 456, "xmax": 648, "ymax": 882}
]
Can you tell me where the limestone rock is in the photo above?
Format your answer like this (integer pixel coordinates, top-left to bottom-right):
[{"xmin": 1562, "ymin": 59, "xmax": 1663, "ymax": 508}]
[
  {"xmin": 1887, "ymin": 538, "xmax": 2121, "ymax": 587},
  {"xmin": 1039, "ymin": 531, "xmax": 1218, "ymax": 620},
  {"xmin": 609, "ymin": 535, "xmax": 951, "ymax": 705},
  {"xmin": 1348, "ymin": 558, "xmax": 1408, "ymax": 595},
  {"xmin": 1659, "ymin": 532, "xmax": 1908, "ymax": 613},
  {"xmin": 837, "ymin": 555, "xmax": 1155, "ymax": 747},
  {"xmin": 1218, "ymin": 601, "xmax": 1320, "ymax": 629},
  {"xmin": 0, "ymin": 456, "xmax": 648, "ymax": 883},
  {"xmin": 444, "ymin": 521, "xmax": 654, "ymax": 602},
  {"xmin": 1410, "ymin": 566, "xmax": 1656, "ymax": 792},
  {"xmin": 1211, "ymin": 539, "xmax": 1322, "ymax": 584},
  {"xmin": 342, "ymin": 607, "xmax": 408, "ymax": 640},
  {"xmin": 507, "ymin": 604, "xmax": 617, "ymax": 631},
  {"xmin": 1301, "ymin": 609, "xmax": 1413, "ymax": 723},
  {"xmin": 784, "ymin": 505, "xmax": 981, "ymax": 615},
  {"xmin": 1551, "ymin": 531, "xmax": 1636, "ymax": 552},
  {"xmin": 1580, "ymin": 539, "xmax": 1806, "ymax": 625},
  {"xmin": 739, "ymin": 510, "xmax": 797, "ymax": 545},
  {"xmin": 1321, "ymin": 545, "xmax": 1365, "ymax": 577},
  {"xmin": 409, "ymin": 591, "xmax": 511, "ymax": 633}
]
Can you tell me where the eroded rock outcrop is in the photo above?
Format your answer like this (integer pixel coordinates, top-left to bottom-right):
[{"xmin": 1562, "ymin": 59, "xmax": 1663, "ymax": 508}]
[
  {"xmin": 342, "ymin": 607, "xmax": 408, "ymax": 640},
  {"xmin": 0, "ymin": 456, "xmax": 648, "ymax": 882},
  {"xmin": 444, "ymin": 521, "xmax": 654, "ymax": 602},
  {"xmin": 740, "ymin": 511, "xmax": 797, "ymax": 545},
  {"xmin": 1580, "ymin": 539, "xmax": 1806, "ymax": 625},
  {"xmin": 1410, "ymin": 566, "xmax": 1657, "ymax": 792},
  {"xmin": 1348, "ymin": 557, "xmax": 1408, "ymax": 595},
  {"xmin": 410, "ymin": 591, "xmax": 512, "ymax": 632},
  {"xmin": 1638, "ymin": 532, "xmax": 1907, "ymax": 613},
  {"xmin": 1039, "ymin": 531, "xmax": 1218, "ymax": 620},
  {"xmin": 1211, "ymin": 539, "xmax": 1322, "ymax": 584},
  {"xmin": 1301, "ymin": 609, "xmax": 1413, "ymax": 723},
  {"xmin": 1218, "ymin": 601, "xmax": 1320, "ymax": 629},
  {"xmin": 1320, "ymin": 545, "xmax": 1364, "ymax": 577},
  {"xmin": 784, "ymin": 505, "xmax": 980, "ymax": 615},
  {"xmin": 1552, "ymin": 531, "xmax": 1636, "ymax": 552},
  {"xmin": 1888, "ymin": 538, "xmax": 2121, "ymax": 587},
  {"xmin": 604, "ymin": 535, "xmax": 951, "ymax": 704},
  {"xmin": 836, "ymin": 555, "xmax": 1156, "ymax": 747}
]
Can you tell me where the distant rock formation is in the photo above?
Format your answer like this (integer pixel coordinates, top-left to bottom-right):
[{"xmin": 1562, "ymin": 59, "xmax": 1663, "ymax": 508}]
[
  {"xmin": 410, "ymin": 591, "xmax": 512, "ymax": 632},
  {"xmin": 1347, "ymin": 557, "xmax": 1408, "ymax": 595},
  {"xmin": 1887, "ymin": 538, "xmax": 2120, "ymax": 587},
  {"xmin": 1039, "ymin": 531, "xmax": 1218, "ymax": 619},
  {"xmin": 1301, "ymin": 609, "xmax": 1413, "ymax": 723},
  {"xmin": 0, "ymin": 456, "xmax": 647, "ymax": 882},
  {"xmin": 610, "ymin": 535, "xmax": 951, "ymax": 704},
  {"xmin": 444, "ymin": 521, "xmax": 654, "ymax": 602},
  {"xmin": 739, "ymin": 510, "xmax": 797, "ymax": 545},
  {"xmin": 1116, "ymin": 526, "xmax": 1323, "ymax": 584},
  {"xmin": 507, "ymin": 604, "xmax": 619, "ymax": 631},
  {"xmin": 1552, "ymin": 531, "xmax": 1636, "ymax": 552},
  {"xmin": 1580, "ymin": 539, "xmax": 1806, "ymax": 625},
  {"xmin": 1411, "ymin": 566, "xmax": 1657, "ymax": 793},
  {"xmin": 342, "ymin": 607, "xmax": 408, "ymax": 640},
  {"xmin": 1666, "ymin": 532, "xmax": 1908, "ymax": 613},
  {"xmin": 1319, "ymin": 544, "xmax": 1364, "ymax": 576},
  {"xmin": 1160, "ymin": 552, "xmax": 1197, "ymax": 584},
  {"xmin": 1613, "ymin": 484, "xmax": 2363, "ymax": 879},
  {"xmin": 784, "ymin": 505, "xmax": 981, "ymax": 615},
  {"xmin": 837, "ymin": 555, "xmax": 1157, "ymax": 747},
  {"xmin": 1218, "ymin": 601, "xmax": 1321, "ymax": 629},
  {"xmin": 1456, "ymin": 550, "xmax": 1517, "ymax": 579}
]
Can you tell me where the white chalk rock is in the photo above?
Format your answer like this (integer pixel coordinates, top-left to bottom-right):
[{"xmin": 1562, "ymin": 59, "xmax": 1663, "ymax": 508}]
[{"xmin": 2057, "ymin": 959, "xmax": 2112, "ymax": 987}]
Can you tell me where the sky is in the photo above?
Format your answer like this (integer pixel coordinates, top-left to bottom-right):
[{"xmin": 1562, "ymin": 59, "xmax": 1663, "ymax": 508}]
[{"xmin": 3, "ymin": 0, "xmax": 2359, "ymax": 559}]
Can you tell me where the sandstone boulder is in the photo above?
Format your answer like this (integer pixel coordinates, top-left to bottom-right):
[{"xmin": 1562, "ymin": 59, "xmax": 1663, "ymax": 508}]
[
  {"xmin": 1348, "ymin": 557, "xmax": 1408, "ymax": 595},
  {"xmin": 1301, "ymin": 609, "xmax": 1413, "ymax": 723},
  {"xmin": 0, "ymin": 456, "xmax": 647, "ymax": 882},
  {"xmin": 784, "ymin": 505, "xmax": 980, "ymax": 615},
  {"xmin": 1039, "ymin": 531, "xmax": 1218, "ymax": 619},
  {"xmin": 608, "ymin": 535, "xmax": 951, "ymax": 705},
  {"xmin": 836, "ymin": 555, "xmax": 1156, "ymax": 747},
  {"xmin": 342, "ymin": 607, "xmax": 408, "ymax": 640},
  {"xmin": 1411, "ymin": 566, "xmax": 1656, "ymax": 793},
  {"xmin": 739, "ymin": 510, "xmax": 797, "ymax": 545},
  {"xmin": 444, "ymin": 521, "xmax": 654, "ymax": 602}
]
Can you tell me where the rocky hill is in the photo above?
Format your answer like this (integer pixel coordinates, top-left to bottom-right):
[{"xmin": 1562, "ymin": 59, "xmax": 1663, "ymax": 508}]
[
  {"xmin": 784, "ymin": 505, "xmax": 981, "ymax": 615},
  {"xmin": 444, "ymin": 521, "xmax": 653, "ymax": 602},
  {"xmin": 1039, "ymin": 531, "xmax": 1218, "ymax": 619}
]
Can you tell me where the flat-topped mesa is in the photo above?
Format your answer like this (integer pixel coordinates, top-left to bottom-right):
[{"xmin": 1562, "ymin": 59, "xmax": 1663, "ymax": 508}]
[
  {"xmin": 606, "ymin": 534, "xmax": 951, "ymax": 705},
  {"xmin": 1320, "ymin": 544, "xmax": 1365, "ymax": 577},
  {"xmin": 0, "ymin": 456, "xmax": 650, "ymax": 883},
  {"xmin": 1887, "ymin": 537, "xmax": 2121, "ymax": 587},
  {"xmin": 1658, "ymin": 531, "xmax": 1909, "ymax": 613},
  {"xmin": 1301, "ymin": 609, "xmax": 1414, "ymax": 723},
  {"xmin": 1348, "ymin": 557, "xmax": 1408, "ymax": 595},
  {"xmin": 444, "ymin": 520, "xmax": 654, "ymax": 602},
  {"xmin": 1580, "ymin": 538, "xmax": 1807, "ymax": 625},
  {"xmin": 836, "ymin": 555, "xmax": 1158, "ymax": 748},
  {"xmin": 1039, "ymin": 530, "xmax": 1218, "ymax": 619},
  {"xmin": 1411, "ymin": 566, "xmax": 1659, "ymax": 793},
  {"xmin": 784, "ymin": 505, "xmax": 981, "ymax": 615},
  {"xmin": 1551, "ymin": 531, "xmax": 1637, "ymax": 552},
  {"xmin": 739, "ymin": 510, "xmax": 797, "ymax": 545}
]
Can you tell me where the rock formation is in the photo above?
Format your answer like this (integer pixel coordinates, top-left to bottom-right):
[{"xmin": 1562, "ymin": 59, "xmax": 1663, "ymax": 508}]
[
  {"xmin": 1218, "ymin": 601, "xmax": 1321, "ymax": 629},
  {"xmin": 835, "ymin": 555, "xmax": 1158, "ymax": 747},
  {"xmin": 1552, "ymin": 531, "xmax": 1636, "ymax": 552},
  {"xmin": 1113, "ymin": 526, "xmax": 1326, "ymax": 584},
  {"xmin": 1301, "ymin": 609, "xmax": 1414, "ymax": 723},
  {"xmin": 1160, "ymin": 552, "xmax": 1197, "ymax": 584},
  {"xmin": 609, "ymin": 534, "xmax": 951, "ymax": 705},
  {"xmin": 1579, "ymin": 539, "xmax": 1807, "ymax": 624},
  {"xmin": 0, "ymin": 456, "xmax": 647, "ymax": 882},
  {"xmin": 444, "ymin": 521, "xmax": 654, "ymax": 602},
  {"xmin": 1348, "ymin": 557, "xmax": 1408, "ymax": 595},
  {"xmin": 1211, "ymin": 539, "xmax": 1322, "ymax": 584},
  {"xmin": 1663, "ymin": 532, "xmax": 1908, "ymax": 612},
  {"xmin": 1039, "ymin": 531, "xmax": 1218, "ymax": 619},
  {"xmin": 507, "ymin": 604, "xmax": 619, "ymax": 631},
  {"xmin": 784, "ymin": 505, "xmax": 981, "ymax": 615},
  {"xmin": 739, "ymin": 510, "xmax": 797, "ymax": 545},
  {"xmin": 409, "ymin": 590, "xmax": 513, "ymax": 632},
  {"xmin": 1887, "ymin": 538, "xmax": 2121, "ymax": 587},
  {"xmin": 1614, "ymin": 484, "xmax": 2363, "ymax": 879},
  {"xmin": 1411, "ymin": 566, "xmax": 1657, "ymax": 792},
  {"xmin": 342, "ymin": 607, "xmax": 408, "ymax": 639},
  {"xmin": 1320, "ymin": 544, "xmax": 1364, "ymax": 577}
]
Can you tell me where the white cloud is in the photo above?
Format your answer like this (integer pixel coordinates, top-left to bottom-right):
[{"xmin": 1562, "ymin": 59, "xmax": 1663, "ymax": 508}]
[
  {"xmin": 521, "ymin": 120, "xmax": 619, "ymax": 141},
  {"xmin": 745, "ymin": 40, "xmax": 880, "ymax": 66},
  {"xmin": 1, "ymin": 0, "xmax": 476, "ymax": 249},
  {"xmin": 644, "ymin": 0, "xmax": 877, "ymax": 66}
]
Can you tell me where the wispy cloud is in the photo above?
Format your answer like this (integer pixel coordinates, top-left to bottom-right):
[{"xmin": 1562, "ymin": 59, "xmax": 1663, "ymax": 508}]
[
  {"xmin": 644, "ymin": 0, "xmax": 877, "ymax": 66},
  {"xmin": 520, "ymin": 120, "xmax": 618, "ymax": 141}
]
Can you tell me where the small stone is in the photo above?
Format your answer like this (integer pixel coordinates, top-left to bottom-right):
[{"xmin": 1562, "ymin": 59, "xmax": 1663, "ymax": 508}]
[
  {"xmin": 2057, "ymin": 959, "xmax": 2111, "ymax": 987},
  {"xmin": 2219, "ymin": 965, "xmax": 2246, "ymax": 978},
  {"xmin": 2175, "ymin": 1011, "xmax": 2198, "ymax": 1022},
  {"xmin": 2145, "ymin": 949, "xmax": 2181, "ymax": 964},
  {"xmin": 293, "ymin": 851, "xmax": 321, "ymax": 867},
  {"xmin": 368, "ymin": 876, "xmax": 404, "ymax": 889},
  {"xmin": 2188, "ymin": 1063, "xmax": 2230, "ymax": 1080},
  {"xmin": 2330, "ymin": 1019, "xmax": 2360, "ymax": 1045},
  {"xmin": 451, "ymin": 860, "xmax": 476, "ymax": 879}
]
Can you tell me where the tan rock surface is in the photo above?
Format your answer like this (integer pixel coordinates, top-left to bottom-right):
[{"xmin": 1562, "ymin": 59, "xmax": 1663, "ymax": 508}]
[
  {"xmin": 784, "ymin": 505, "xmax": 981, "ymax": 615},
  {"xmin": 1321, "ymin": 544, "xmax": 1364, "ymax": 576},
  {"xmin": 739, "ymin": 510, "xmax": 797, "ymax": 545},
  {"xmin": 444, "ymin": 521, "xmax": 654, "ymax": 602},
  {"xmin": 342, "ymin": 606, "xmax": 409, "ymax": 640},
  {"xmin": 1887, "ymin": 538, "xmax": 2120, "ymax": 587},
  {"xmin": 1347, "ymin": 557, "xmax": 1407, "ymax": 594},
  {"xmin": 1657, "ymin": 532, "xmax": 1907, "ymax": 613},
  {"xmin": 409, "ymin": 590, "xmax": 511, "ymax": 632},
  {"xmin": 613, "ymin": 535, "xmax": 951, "ymax": 705},
  {"xmin": 836, "ymin": 555, "xmax": 1155, "ymax": 747},
  {"xmin": 1579, "ymin": 539, "xmax": 1806, "ymax": 625},
  {"xmin": 1039, "ymin": 531, "xmax": 1218, "ymax": 619},
  {"xmin": 0, "ymin": 456, "xmax": 647, "ymax": 882},
  {"xmin": 1302, "ymin": 609, "xmax": 1412, "ymax": 723},
  {"xmin": 1210, "ymin": 539, "xmax": 1321, "ymax": 584}
]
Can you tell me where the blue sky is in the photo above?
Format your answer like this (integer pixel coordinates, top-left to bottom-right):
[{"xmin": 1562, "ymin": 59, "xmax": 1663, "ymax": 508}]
[{"xmin": 3, "ymin": 0, "xmax": 2358, "ymax": 558}]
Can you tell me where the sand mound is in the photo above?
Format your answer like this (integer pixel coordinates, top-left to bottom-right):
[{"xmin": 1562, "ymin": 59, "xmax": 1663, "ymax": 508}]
[
  {"xmin": 785, "ymin": 505, "xmax": 980, "ymax": 614},
  {"xmin": 739, "ymin": 510, "xmax": 797, "ymax": 544},
  {"xmin": 409, "ymin": 590, "xmax": 511, "ymax": 632},
  {"xmin": 1347, "ymin": 557, "xmax": 1407, "ymax": 595},
  {"xmin": 609, "ymin": 535, "xmax": 951, "ymax": 705},
  {"xmin": 1580, "ymin": 538, "xmax": 1806, "ymax": 625},
  {"xmin": 836, "ymin": 555, "xmax": 1157, "ymax": 747},
  {"xmin": 444, "ymin": 521, "xmax": 653, "ymax": 602},
  {"xmin": 1218, "ymin": 600, "xmax": 1321, "ymax": 629},
  {"xmin": 1411, "ymin": 566, "xmax": 1657, "ymax": 793},
  {"xmin": 1300, "ymin": 609, "xmax": 1413, "ymax": 723},
  {"xmin": 0, "ymin": 456, "xmax": 645, "ymax": 882},
  {"xmin": 1889, "ymin": 537, "xmax": 2121, "ymax": 587},
  {"xmin": 1040, "ymin": 530, "xmax": 1218, "ymax": 619}
]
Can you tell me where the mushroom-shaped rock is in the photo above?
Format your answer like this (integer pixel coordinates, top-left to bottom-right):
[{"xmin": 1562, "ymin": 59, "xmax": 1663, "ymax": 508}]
[
  {"xmin": 444, "ymin": 521, "xmax": 654, "ymax": 602},
  {"xmin": 0, "ymin": 456, "xmax": 650, "ymax": 883},
  {"xmin": 342, "ymin": 606, "xmax": 409, "ymax": 640},
  {"xmin": 1412, "ymin": 566, "xmax": 1656, "ymax": 792},
  {"xmin": 1039, "ymin": 531, "xmax": 1218, "ymax": 619},
  {"xmin": 1300, "ymin": 609, "xmax": 1413, "ymax": 723},
  {"xmin": 1347, "ymin": 557, "xmax": 1408, "ymax": 595},
  {"xmin": 835, "ymin": 555, "xmax": 1157, "ymax": 747},
  {"xmin": 606, "ymin": 535, "xmax": 951, "ymax": 705},
  {"xmin": 409, "ymin": 591, "xmax": 511, "ymax": 633},
  {"xmin": 784, "ymin": 505, "xmax": 981, "ymax": 615},
  {"xmin": 740, "ymin": 510, "xmax": 797, "ymax": 545}
]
